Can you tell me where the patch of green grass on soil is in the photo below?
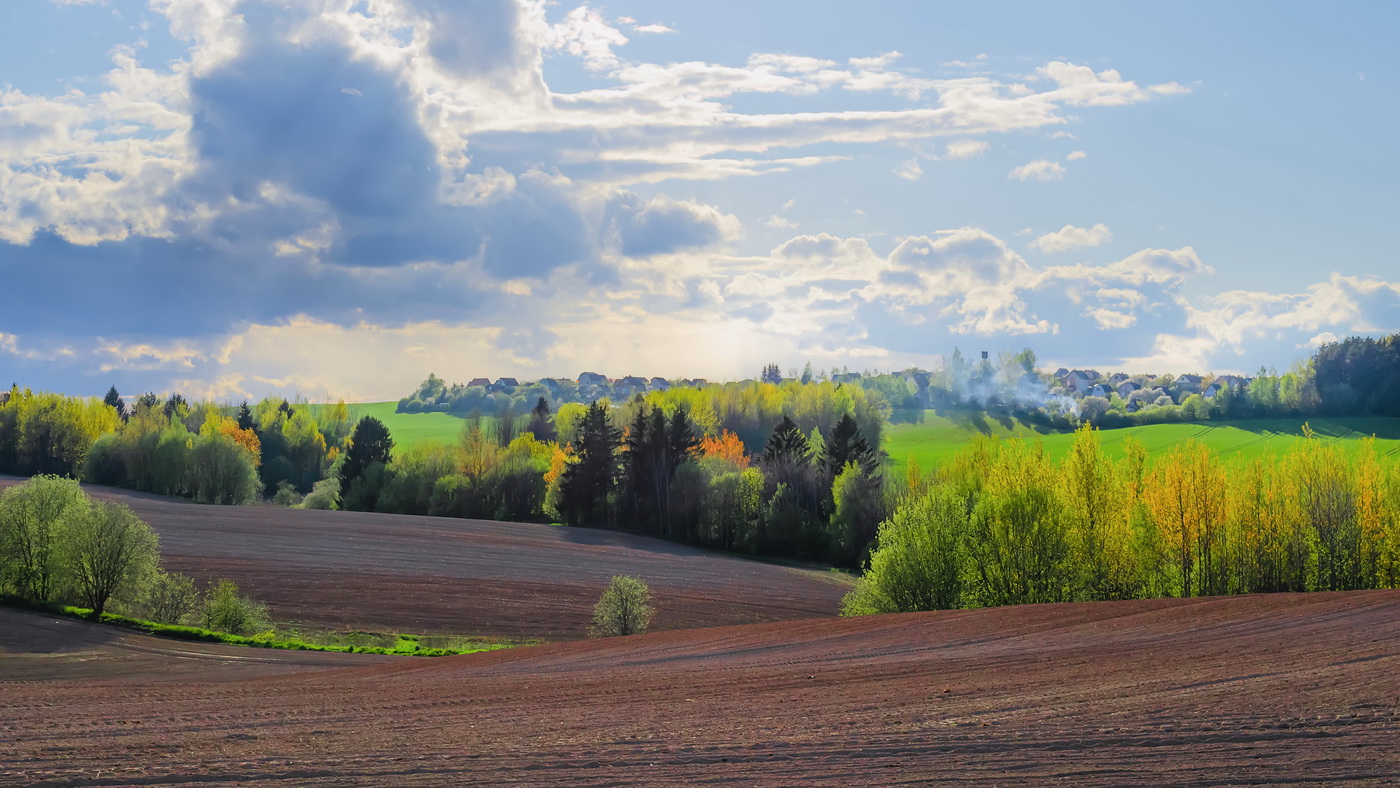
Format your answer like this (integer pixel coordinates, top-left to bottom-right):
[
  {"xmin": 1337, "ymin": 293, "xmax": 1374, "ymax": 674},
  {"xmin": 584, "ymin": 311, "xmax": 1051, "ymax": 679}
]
[
  {"xmin": 5, "ymin": 598, "xmax": 518, "ymax": 657},
  {"xmin": 886, "ymin": 412, "xmax": 1400, "ymax": 470}
]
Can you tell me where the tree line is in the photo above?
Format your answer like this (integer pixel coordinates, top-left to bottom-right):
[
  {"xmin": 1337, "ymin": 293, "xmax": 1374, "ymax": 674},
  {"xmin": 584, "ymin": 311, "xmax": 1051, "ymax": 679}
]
[
  {"xmin": 335, "ymin": 384, "xmax": 893, "ymax": 568},
  {"xmin": 0, "ymin": 386, "xmax": 353, "ymax": 506},
  {"xmin": 0, "ymin": 475, "xmax": 267, "ymax": 633},
  {"xmin": 845, "ymin": 424, "xmax": 1400, "ymax": 614}
]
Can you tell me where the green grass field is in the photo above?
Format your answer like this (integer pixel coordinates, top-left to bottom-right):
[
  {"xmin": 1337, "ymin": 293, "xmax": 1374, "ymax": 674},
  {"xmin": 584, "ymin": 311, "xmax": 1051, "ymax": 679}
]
[
  {"xmin": 885, "ymin": 411, "xmax": 1400, "ymax": 470},
  {"xmin": 324, "ymin": 402, "xmax": 1400, "ymax": 469},
  {"xmin": 316, "ymin": 401, "xmax": 472, "ymax": 450}
]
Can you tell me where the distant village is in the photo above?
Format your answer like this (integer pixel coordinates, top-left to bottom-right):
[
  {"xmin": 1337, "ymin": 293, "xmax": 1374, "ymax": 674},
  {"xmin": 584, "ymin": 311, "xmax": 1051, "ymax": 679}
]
[{"xmin": 395, "ymin": 363, "xmax": 1257, "ymax": 417}]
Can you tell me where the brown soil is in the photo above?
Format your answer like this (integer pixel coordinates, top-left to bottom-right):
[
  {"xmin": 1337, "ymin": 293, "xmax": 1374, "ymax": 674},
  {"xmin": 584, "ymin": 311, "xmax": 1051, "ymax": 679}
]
[
  {"xmin": 4, "ymin": 591, "xmax": 1399, "ymax": 785},
  {"xmin": 0, "ymin": 481, "xmax": 850, "ymax": 639}
]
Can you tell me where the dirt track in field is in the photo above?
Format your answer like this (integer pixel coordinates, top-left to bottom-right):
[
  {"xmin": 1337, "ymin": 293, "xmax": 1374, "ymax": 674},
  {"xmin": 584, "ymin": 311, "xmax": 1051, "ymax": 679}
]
[
  {"xmin": 3, "ymin": 592, "xmax": 1399, "ymax": 785},
  {"xmin": 0, "ymin": 480, "xmax": 850, "ymax": 639}
]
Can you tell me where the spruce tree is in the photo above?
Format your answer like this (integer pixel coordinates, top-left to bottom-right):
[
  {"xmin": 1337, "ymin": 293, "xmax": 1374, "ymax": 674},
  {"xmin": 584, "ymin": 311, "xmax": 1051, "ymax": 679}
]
[
  {"xmin": 558, "ymin": 401, "xmax": 621, "ymax": 527},
  {"xmin": 103, "ymin": 386, "xmax": 126, "ymax": 420},
  {"xmin": 525, "ymin": 396, "xmax": 556, "ymax": 442}
]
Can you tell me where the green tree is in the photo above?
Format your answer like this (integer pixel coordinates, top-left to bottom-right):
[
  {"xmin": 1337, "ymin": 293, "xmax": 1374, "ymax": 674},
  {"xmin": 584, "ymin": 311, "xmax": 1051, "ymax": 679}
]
[
  {"xmin": 558, "ymin": 401, "xmax": 621, "ymax": 526},
  {"xmin": 0, "ymin": 475, "xmax": 89, "ymax": 602},
  {"xmin": 201, "ymin": 579, "xmax": 270, "ymax": 636},
  {"xmin": 144, "ymin": 570, "xmax": 200, "ymax": 625},
  {"xmin": 103, "ymin": 386, "xmax": 126, "ymax": 420},
  {"xmin": 60, "ymin": 501, "xmax": 159, "ymax": 617},
  {"xmin": 842, "ymin": 484, "xmax": 968, "ymax": 615},
  {"xmin": 525, "ymin": 396, "xmax": 557, "ymax": 443},
  {"xmin": 591, "ymin": 575, "xmax": 653, "ymax": 637},
  {"xmin": 340, "ymin": 416, "xmax": 394, "ymax": 511}
]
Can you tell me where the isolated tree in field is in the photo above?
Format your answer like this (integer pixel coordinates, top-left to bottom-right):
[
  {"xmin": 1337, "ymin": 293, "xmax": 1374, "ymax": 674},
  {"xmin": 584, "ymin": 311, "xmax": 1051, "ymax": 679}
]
[
  {"xmin": 0, "ymin": 475, "xmax": 89, "ymax": 602},
  {"xmin": 103, "ymin": 386, "xmax": 126, "ymax": 420},
  {"xmin": 525, "ymin": 396, "xmax": 557, "ymax": 443},
  {"xmin": 591, "ymin": 575, "xmax": 652, "ymax": 637},
  {"xmin": 340, "ymin": 416, "xmax": 394, "ymax": 511},
  {"xmin": 60, "ymin": 501, "xmax": 158, "ymax": 617}
]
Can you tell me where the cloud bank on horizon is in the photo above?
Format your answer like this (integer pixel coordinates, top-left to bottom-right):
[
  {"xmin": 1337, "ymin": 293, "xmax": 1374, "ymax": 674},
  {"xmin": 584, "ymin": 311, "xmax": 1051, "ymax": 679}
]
[{"xmin": 1, "ymin": 0, "xmax": 1397, "ymax": 401}]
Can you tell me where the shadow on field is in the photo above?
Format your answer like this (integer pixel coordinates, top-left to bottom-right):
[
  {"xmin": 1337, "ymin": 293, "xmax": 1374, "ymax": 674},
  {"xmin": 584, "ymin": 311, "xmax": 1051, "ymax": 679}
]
[
  {"xmin": 0, "ymin": 606, "xmax": 120, "ymax": 655},
  {"xmin": 1222, "ymin": 417, "xmax": 1400, "ymax": 440},
  {"xmin": 553, "ymin": 524, "xmax": 714, "ymax": 559}
]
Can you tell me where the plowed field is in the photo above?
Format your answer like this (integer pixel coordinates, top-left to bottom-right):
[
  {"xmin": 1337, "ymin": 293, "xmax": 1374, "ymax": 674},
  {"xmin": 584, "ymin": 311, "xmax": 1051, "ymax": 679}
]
[
  {"xmin": 4, "ymin": 592, "xmax": 1400, "ymax": 785},
  {"xmin": 0, "ymin": 481, "xmax": 850, "ymax": 639}
]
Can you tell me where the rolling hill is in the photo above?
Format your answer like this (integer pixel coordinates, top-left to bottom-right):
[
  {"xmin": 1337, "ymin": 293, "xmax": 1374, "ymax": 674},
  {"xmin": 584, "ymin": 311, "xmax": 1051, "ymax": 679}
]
[
  {"xmin": 886, "ymin": 412, "xmax": 1400, "ymax": 469},
  {"xmin": 324, "ymin": 402, "xmax": 1400, "ymax": 468}
]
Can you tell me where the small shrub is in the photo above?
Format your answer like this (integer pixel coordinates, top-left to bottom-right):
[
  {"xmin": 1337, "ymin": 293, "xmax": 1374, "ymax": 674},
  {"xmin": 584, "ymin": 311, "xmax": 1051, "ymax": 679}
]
[
  {"xmin": 144, "ymin": 570, "xmax": 200, "ymax": 625},
  {"xmin": 591, "ymin": 575, "xmax": 652, "ymax": 637},
  {"xmin": 300, "ymin": 475, "xmax": 341, "ymax": 510},
  {"xmin": 272, "ymin": 481, "xmax": 303, "ymax": 507},
  {"xmin": 201, "ymin": 579, "xmax": 270, "ymax": 636}
]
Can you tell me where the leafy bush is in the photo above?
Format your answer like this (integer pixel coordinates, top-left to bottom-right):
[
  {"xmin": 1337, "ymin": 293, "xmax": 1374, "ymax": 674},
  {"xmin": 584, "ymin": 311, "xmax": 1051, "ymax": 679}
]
[
  {"xmin": 201, "ymin": 579, "xmax": 270, "ymax": 636},
  {"xmin": 144, "ymin": 569, "xmax": 200, "ymax": 625},
  {"xmin": 591, "ymin": 575, "xmax": 652, "ymax": 637},
  {"xmin": 272, "ymin": 480, "xmax": 303, "ymax": 507},
  {"xmin": 841, "ymin": 485, "xmax": 968, "ymax": 615}
]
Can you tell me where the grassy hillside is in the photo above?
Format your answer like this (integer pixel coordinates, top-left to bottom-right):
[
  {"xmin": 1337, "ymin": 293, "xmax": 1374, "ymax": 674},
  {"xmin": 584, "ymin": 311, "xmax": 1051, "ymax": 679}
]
[
  {"xmin": 886, "ymin": 411, "xmax": 1400, "ymax": 470},
  {"xmin": 314, "ymin": 401, "xmax": 470, "ymax": 450},
  {"xmin": 321, "ymin": 402, "xmax": 1400, "ymax": 468}
]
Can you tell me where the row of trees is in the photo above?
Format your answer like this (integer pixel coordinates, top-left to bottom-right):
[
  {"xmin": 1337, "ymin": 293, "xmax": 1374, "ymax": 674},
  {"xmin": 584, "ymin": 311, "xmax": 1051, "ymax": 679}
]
[
  {"xmin": 0, "ymin": 476, "xmax": 159, "ymax": 617},
  {"xmin": 334, "ymin": 395, "xmax": 892, "ymax": 568},
  {"xmin": 0, "ymin": 386, "xmax": 354, "ymax": 505},
  {"xmin": 0, "ymin": 476, "xmax": 271, "ymax": 633},
  {"xmin": 845, "ymin": 424, "xmax": 1400, "ymax": 614}
]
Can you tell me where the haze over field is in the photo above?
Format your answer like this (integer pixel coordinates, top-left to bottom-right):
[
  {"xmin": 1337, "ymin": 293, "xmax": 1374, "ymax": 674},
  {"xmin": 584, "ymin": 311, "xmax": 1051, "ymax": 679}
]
[{"xmin": 2, "ymin": 1, "xmax": 1398, "ymax": 401}]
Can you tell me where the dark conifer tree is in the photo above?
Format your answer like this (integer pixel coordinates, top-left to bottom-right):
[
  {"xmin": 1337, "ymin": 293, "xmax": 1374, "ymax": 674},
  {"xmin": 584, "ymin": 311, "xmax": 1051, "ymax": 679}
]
[
  {"xmin": 340, "ymin": 416, "xmax": 395, "ymax": 511},
  {"xmin": 762, "ymin": 415, "xmax": 810, "ymax": 469},
  {"xmin": 821, "ymin": 412, "xmax": 879, "ymax": 478},
  {"xmin": 558, "ymin": 400, "xmax": 621, "ymax": 527},
  {"xmin": 163, "ymin": 393, "xmax": 188, "ymax": 421},
  {"xmin": 103, "ymin": 386, "xmax": 127, "ymax": 420},
  {"xmin": 761, "ymin": 363, "xmax": 783, "ymax": 384},
  {"xmin": 236, "ymin": 401, "xmax": 256, "ymax": 432},
  {"xmin": 525, "ymin": 396, "xmax": 556, "ymax": 442}
]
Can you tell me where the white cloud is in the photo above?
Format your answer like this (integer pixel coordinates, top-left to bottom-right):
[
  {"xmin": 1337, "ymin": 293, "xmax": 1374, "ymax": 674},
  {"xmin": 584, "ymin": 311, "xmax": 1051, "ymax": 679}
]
[
  {"xmin": 548, "ymin": 5, "xmax": 629, "ymax": 71},
  {"xmin": 945, "ymin": 140, "xmax": 989, "ymax": 159},
  {"xmin": 1033, "ymin": 223, "xmax": 1112, "ymax": 253},
  {"xmin": 894, "ymin": 158, "xmax": 924, "ymax": 180},
  {"xmin": 1009, "ymin": 159, "xmax": 1066, "ymax": 182},
  {"xmin": 1066, "ymin": 150, "xmax": 1087, "ymax": 161},
  {"xmin": 765, "ymin": 215, "xmax": 798, "ymax": 230},
  {"xmin": 631, "ymin": 23, "xmax": 674, "ymax": 34}
]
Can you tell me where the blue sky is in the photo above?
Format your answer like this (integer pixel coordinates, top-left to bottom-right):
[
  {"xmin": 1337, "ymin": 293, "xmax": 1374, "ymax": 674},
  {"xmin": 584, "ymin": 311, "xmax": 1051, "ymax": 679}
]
[{"xmin": 1, "ymin": 0, "xmax": 1397, "ymax": 401}]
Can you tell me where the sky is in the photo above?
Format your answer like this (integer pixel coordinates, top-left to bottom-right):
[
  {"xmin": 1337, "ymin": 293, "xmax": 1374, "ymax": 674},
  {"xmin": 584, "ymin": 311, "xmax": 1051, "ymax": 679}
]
[{"xmin": 1, "ymin": 0, "xmax": 1398, "ymax": 402}]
